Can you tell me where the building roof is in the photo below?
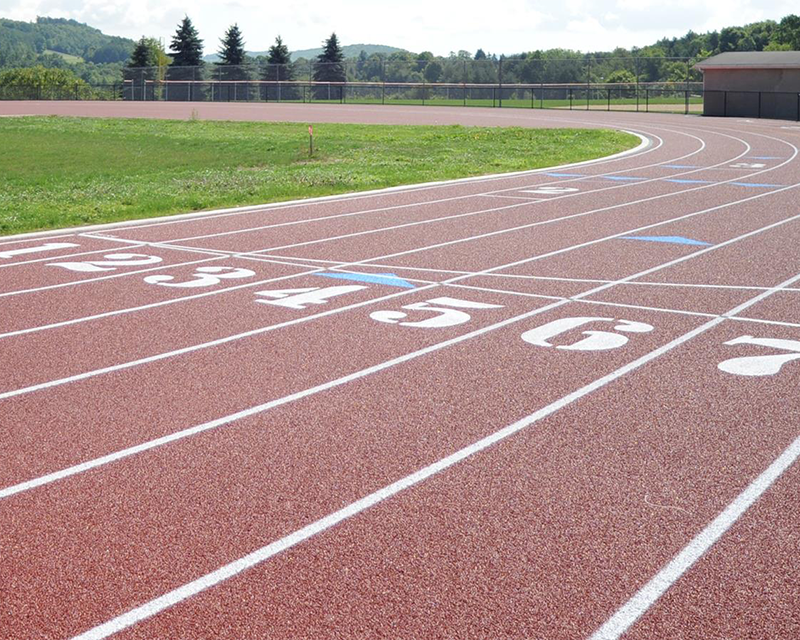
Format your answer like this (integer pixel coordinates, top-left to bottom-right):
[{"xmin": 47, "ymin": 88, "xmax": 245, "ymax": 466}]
[{"xmin": 695, "ymin": 51, "xmax": 800, "ymax": 70}]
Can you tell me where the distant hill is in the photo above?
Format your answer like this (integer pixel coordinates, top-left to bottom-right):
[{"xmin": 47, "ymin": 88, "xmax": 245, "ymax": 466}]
[
  {"xmin": 0, "ymin": 17, "xmax": 135, "ymax": 66},
  {"xmin": 203, "ymin": 44, "xmax": 406, "ymax": 63}
]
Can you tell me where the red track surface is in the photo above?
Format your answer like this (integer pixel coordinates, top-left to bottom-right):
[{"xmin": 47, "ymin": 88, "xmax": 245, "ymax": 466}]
[{"xmin": 1, "ymin": 102, "xmax": 800, "ymax": 639}]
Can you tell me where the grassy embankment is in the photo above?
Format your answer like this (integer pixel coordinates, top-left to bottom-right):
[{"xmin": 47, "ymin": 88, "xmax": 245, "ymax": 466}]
[{"xmin": 0, "ymin": 116, "xmax": 638, "ymax": 235}]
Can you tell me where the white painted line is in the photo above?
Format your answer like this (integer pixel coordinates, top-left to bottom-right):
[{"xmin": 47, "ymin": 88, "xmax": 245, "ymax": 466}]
[
  {"xmin": 73, "ymin": 269, "xmax": 800, "ymax": 640},
  {"xmin": 0, "ymin": 267, "xmax": 325, "ymax": 340},
  {"xmin": 0, "ymin": 284, "xmax": 435, "ymax": 401},
  {"xmin": 588, "ymin": 278, "xmax": 800, "ymax": 640}
]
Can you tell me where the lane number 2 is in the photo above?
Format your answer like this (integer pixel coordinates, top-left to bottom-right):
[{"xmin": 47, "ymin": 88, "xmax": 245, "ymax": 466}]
[{"xmin": 48, "ymin": 253, "xmax": 163, "ymax": 273}]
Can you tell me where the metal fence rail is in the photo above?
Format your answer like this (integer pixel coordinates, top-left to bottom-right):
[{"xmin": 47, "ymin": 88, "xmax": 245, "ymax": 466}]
[{"xmin": 2, "ymin": 75, "xmax": 799, "ymax": 121}]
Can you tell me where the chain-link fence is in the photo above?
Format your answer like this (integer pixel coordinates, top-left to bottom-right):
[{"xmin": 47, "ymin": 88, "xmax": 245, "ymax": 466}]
[{"xmin": 2, "ymin": 56, "xmax": 796, "ymax": 120}]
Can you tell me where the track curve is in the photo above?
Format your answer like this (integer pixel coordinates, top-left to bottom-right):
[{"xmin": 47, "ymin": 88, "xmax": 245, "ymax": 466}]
[{"xmin": 1, "ymin": 102, "xmax": 799, "ymax": 640}]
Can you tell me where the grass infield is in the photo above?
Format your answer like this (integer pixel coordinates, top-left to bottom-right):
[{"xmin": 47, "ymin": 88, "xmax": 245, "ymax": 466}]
[{"xmin": 0, "ymin": 116, "xmax": 639, "ymax": 235}]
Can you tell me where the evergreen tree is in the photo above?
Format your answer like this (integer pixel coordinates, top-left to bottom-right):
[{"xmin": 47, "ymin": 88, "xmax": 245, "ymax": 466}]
[
  {"xmin": 264, "ymin": 35, "xmax": 295, "ymax": 100},
  {"xmin": 216, "ymin": 23, "xmax": 249, "ymax": 89},
  {"xmin": 169, "ymin": 16, "xmax": 204, "ymax": 67},
  {"xmin": 128, "ymin": 36, "xmax": 157, "ymax": 68},
  {"xmin": 217, "ymin": 24, "xmax": 246, "ymax": 66},
  {"xmin": 168, "ymin": 16, "xmax": 204, "ymax": 99},
  {"xmin": 313, "ymin": 32, "xmax": 345, "ymax": 99}
]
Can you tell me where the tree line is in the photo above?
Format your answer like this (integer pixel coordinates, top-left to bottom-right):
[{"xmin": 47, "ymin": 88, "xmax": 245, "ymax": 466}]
[
  {"xmin": 124, "ymin": 13, "xmax": 800, "ymax": 92},
  {"xmin": 4, "ymin": 13, "xmax": 800, "ymax": 96}
]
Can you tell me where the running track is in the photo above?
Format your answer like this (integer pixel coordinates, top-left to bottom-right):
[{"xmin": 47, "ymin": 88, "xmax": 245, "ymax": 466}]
[{"xmin": 1, "ymin": 102, "xmax": 800, "ymax": 639}]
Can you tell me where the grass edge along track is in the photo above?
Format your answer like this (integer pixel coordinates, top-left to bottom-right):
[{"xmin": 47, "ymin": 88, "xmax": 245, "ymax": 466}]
[{"xmin": 0, "ymin": 116, "xmax": 639, "ymax": 235}]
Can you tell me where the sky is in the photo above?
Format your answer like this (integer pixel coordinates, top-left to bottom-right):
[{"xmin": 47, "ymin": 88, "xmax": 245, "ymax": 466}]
[{"xmin": 2, "ymin": 0, "xmax": 798, "ymax": 56}]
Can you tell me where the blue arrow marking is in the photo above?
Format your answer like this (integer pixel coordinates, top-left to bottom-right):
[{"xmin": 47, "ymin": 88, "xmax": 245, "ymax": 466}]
[
  {"xmin": 315, "ymin": 271, "xmax": 416, "ymax": 288},
  {"xmin": 663, "ymin": 165, "xmax": 700, "ymax": 169},
  {"xmin": 730, "ymin": 182, "xmax": 782, "ymax": 188},
  {"xmin": 621, "ymin": 236, "xmax": 712, "ymax": 246},
  {"xmin": 603, "ymin": 175, "xmax": 646, "ymax": 181},
  {"xmin": 544, "ymin": 172, "xmax": 585, "ymax": 177},
  {"xmin": 665, "ymin": 178, "xmax": 713, "ymax": 184}
]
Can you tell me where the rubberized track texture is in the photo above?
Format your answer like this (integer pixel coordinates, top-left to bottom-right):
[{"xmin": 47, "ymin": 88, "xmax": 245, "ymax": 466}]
[{"xmin": 1, "ymin": 102, "xmax": 800, "ymax": 640}]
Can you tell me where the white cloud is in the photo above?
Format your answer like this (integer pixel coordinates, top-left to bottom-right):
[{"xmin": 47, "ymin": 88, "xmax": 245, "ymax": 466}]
[{"xmin": 1, "ymin": 0, "xmax": 797, "ymax": 56}]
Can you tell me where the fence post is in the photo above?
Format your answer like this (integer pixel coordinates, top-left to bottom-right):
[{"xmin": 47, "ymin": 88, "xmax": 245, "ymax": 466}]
[
  {"xmin": 797, "ymin": 93, "xmax": 799, "ymax": 121},
  {"xmin": 758, "ymin": 91, "xmax": 762, "ymax": 118},
  {"xmin": 646, "ymin": 88, "xmax": 649, "ymax": 112},
  {"xmin": 635, "ymin": 58, "xmax": 640, "ymax": 112},
  {"xmin": 723, "ymin": 91, "xmax": 727, "ymax": 117},
  {"xmin": 607, "ymin": 88, "xmax": 611, "ymax": 111},
  {"xmin": 569, "ymin": 87, "xmax": 573, "ymax": 110},
  {"xmin": 498, "ymin": 57, "xmax": 503, "ymax": 108},
  {"xmin": 685, "ymin": 89, "xmax": 689, "ymax": 115},
  {"xmin": 540, "ymin": 82, "xmax": 543, "ymax": 109}
]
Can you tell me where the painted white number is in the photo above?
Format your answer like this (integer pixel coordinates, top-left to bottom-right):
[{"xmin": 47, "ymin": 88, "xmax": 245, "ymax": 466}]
[
  {"xmin": 370, "ymin": 296, "xmax": 503, "ymax": 328},
  {"xmin": 48, "ymin": 253, "xmax": 162, "ymax": 273},
  {"xmin": 730, "ymin": 162, "xmax": 766, "ymax": 169},
  {"xmin": 521, "ymin": 317, "xmax": 654, "ymax": 351},
  {"xmin": 254, "ymin": 285, "xmax": 366, "ymax": 309},
  {"xmin": 520, "ymin": 187, "xmax": 580, "ymax": 195},
  {"xmin": 0, "ymin": 242, "xmax": 79, "ymax": 259},
  {"xmin": 144, "ymin": 266, "xmax": 255, "ymax": 288},
  {"xmin": 718, "ymin": 335, "xmax": 800, "ymax": 377}
]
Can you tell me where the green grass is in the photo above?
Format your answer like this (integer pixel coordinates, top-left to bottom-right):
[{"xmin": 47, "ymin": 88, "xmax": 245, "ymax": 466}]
[{"xmin": 0, "ymin": 116, "xmax": 638, "ymax": 235}]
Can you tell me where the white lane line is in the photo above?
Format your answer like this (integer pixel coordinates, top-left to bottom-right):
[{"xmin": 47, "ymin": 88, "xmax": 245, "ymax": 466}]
[
  {"xmin": 0, "ymin": 267, "xmax": 327, "ymax": 340},
  {"xmin": 587, "ymin": 270, "xmax": 800, "ymax": 640},
  {"xmin": 10, "ymin": 130, "xmax": 653, "ymax": 242},
  {"xmin": 0, "ymin": 284, "xmax": 436, "ymax": 402},
  {"xmin": 73, "ymin": 270, "xmax": 800, "ymax": 640},
  {"xmin": 590, "ymin": 434, "xmax": 800, "ymax": 640},
  {"xmin": 0, "ymin": 299, "xmax": 567, "ymax": 503},
  {"xmin": 447, "ymin": 281, "xmax": 800, "ymax": 330}
]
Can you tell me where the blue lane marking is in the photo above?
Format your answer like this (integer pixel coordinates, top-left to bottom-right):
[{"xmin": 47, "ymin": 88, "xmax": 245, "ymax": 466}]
[
  {"xmin": 315, "ymin": 271, "xmax": 416, "ymax": 288},
  {"xmin": 603, "ymin": 175, "xmax": 646, "ymax": 181},
  {"xmin": 544, "ymin": 172, "xmax": 585, "ymax": 177},
  {"xmin": 665, "ymin": 178, "xmax": 713, "ymax": 184},
  {"xmin": 621, "ymin": 236, "xmax": 712, "ymax": 246},
  {"xmin": 663, "ymin": 164, "xmax": 699, "ymax": 169},
  {"xmin": 747, "ymin": 156, "xmax": 780, "ymax": 160},
  {"xmin": 730, "ymin": 182, "xmax": 782, "ymax": 188}
]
